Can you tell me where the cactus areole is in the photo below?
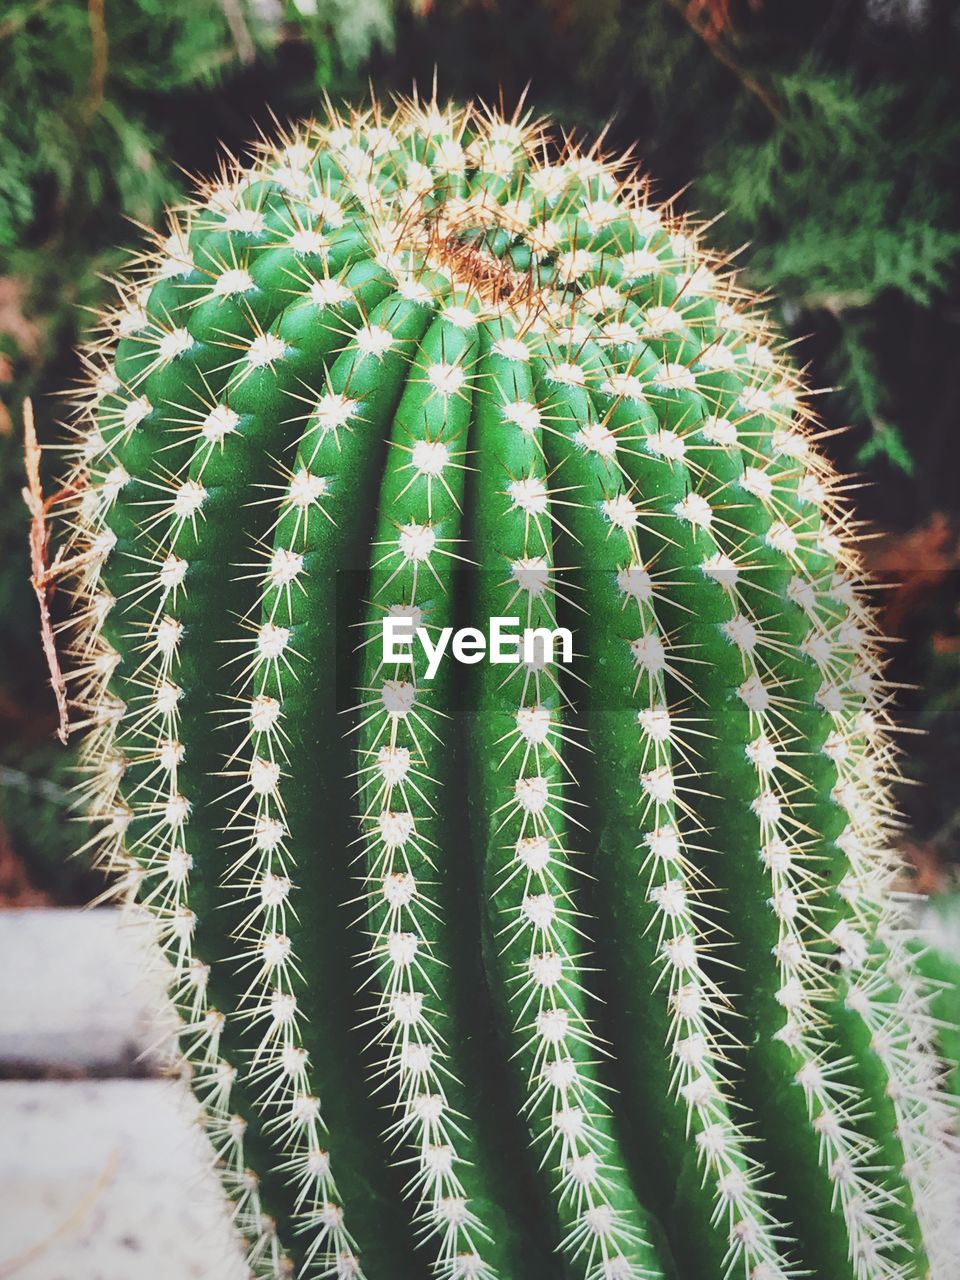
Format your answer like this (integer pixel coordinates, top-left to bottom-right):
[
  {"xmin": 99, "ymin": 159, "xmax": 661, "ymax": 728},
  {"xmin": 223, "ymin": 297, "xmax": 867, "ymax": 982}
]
[{"xmin": 57, "ymin": 96, "xmax": 957, "ymax": 1280}]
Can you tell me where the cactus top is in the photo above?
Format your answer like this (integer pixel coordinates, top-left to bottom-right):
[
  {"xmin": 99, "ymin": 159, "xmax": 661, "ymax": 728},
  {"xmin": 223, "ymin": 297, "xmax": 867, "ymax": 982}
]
[{"xmin": 58, "ymin": 95, "xmax": 957, "ymax": 1280}]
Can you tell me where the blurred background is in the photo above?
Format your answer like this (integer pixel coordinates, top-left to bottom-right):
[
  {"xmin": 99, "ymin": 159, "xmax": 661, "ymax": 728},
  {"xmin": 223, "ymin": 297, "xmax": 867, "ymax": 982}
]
[
  {"xmin": 0, "ymin": 1, "xmax": 957, "ymax": 924},
  {"xmin": 1, "ymin": 7, "xmax": 959, "ymax": 1270}
]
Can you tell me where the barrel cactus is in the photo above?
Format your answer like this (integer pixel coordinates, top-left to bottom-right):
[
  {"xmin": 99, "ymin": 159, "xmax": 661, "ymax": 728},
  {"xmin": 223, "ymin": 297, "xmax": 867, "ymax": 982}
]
[{"xmin": 54, "ymin": 95, "xmax": 957, "ymax": 1280}]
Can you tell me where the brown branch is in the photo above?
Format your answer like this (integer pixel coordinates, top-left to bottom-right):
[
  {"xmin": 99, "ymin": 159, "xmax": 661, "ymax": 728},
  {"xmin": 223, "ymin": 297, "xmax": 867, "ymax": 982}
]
[
  {"xmin": 220, "ymin": 0, "xmax": 256, "ymax": 65},
  {"xmin": 21, "ymin": 398, "xmax": 71, "ymax": 745},
  {"xmin": 683, "ymin": 0, "xmax": 733, "ymax": 44},
  {"xmin": 85, "ymin": 0, "xmax": 108, "ymax": 121},
  {"xmin": 668, "ymin": 0, "xmax": 783, "ymax": 121}
]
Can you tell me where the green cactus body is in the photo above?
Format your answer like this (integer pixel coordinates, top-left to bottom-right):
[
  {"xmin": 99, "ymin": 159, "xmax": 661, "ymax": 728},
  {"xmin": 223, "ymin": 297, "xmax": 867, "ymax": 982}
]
[{"xmin": 57, "ymin": 98, "xmax": 957, "ymax": 1280}]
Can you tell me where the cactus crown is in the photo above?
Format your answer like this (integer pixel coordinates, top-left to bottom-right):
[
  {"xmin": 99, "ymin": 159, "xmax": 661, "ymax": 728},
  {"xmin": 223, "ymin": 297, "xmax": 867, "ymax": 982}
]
[{"xmin": 56, "ymin": 93, "xmax": 957, "ymax": 1280}]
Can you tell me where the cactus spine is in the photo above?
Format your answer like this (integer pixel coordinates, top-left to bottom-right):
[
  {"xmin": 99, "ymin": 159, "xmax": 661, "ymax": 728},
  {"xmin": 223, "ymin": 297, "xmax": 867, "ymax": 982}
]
[{"xmin": 55, "ymin": 94, "xmax": 958, "ymax": 1280}]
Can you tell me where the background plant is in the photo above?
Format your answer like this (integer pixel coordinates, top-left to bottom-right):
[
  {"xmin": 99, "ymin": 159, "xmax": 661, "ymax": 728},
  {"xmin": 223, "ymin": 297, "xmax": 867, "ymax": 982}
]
[{"xmin": 1, "ymin": 3, "xmax": 957, "ymax": 907}]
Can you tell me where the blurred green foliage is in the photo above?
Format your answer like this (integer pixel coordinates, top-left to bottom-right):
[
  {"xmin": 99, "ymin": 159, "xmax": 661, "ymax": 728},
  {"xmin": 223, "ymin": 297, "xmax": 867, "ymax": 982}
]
[
  {"xmin": 916, "ymin": 892, "xmax": 960, "ymax": 1096},
  {"xmin": 0, "ymin": 0, "xmax": 398, "ymax": 894},
  {"xmin": 1, "ymin": 0, "xmax": 958, "ymax": 900}
]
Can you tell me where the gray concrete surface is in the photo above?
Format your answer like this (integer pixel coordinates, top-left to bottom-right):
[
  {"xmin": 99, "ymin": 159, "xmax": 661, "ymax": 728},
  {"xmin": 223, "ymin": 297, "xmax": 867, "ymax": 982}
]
[
  {"xmin": 0, "ymin": 909, "xmax": 249, "ymax": 1280},
  {"xmin": 0, "ymin": 909, "xmax": 173, "ymax": 1074}
]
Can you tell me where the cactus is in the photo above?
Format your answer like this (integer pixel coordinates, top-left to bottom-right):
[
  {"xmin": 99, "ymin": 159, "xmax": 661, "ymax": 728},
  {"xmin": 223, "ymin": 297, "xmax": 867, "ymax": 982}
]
[{"xmin": 53, "ymin": 94, "xmax": 958, "ymax": 1280}]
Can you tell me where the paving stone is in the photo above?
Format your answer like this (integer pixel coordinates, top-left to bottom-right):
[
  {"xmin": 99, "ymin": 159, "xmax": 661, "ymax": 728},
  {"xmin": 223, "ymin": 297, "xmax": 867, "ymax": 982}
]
[
  {"xmin": 0, "ymin": 909, "xmax": 249, "ymax": 1278},
  {"xmin": 0, "ymin": 1078, "xmax": 249, "ymax": 1280},
  {"xmin": 0, "ymin": 909, "xmax": 173, "ymax": 1074}
]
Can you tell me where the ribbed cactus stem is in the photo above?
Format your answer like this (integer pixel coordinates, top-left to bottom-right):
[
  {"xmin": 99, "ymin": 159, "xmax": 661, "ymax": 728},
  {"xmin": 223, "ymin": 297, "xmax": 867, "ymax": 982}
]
[{"xmin": 54, "ymin": 95, "xmax": 958, "ymax": 1280}]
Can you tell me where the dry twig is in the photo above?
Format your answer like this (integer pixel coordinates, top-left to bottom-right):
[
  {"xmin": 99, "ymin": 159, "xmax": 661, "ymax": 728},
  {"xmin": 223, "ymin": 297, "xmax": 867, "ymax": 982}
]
[{"xmin": 22, "ymin": 398, "xmax": 71, "ymax": 744}]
